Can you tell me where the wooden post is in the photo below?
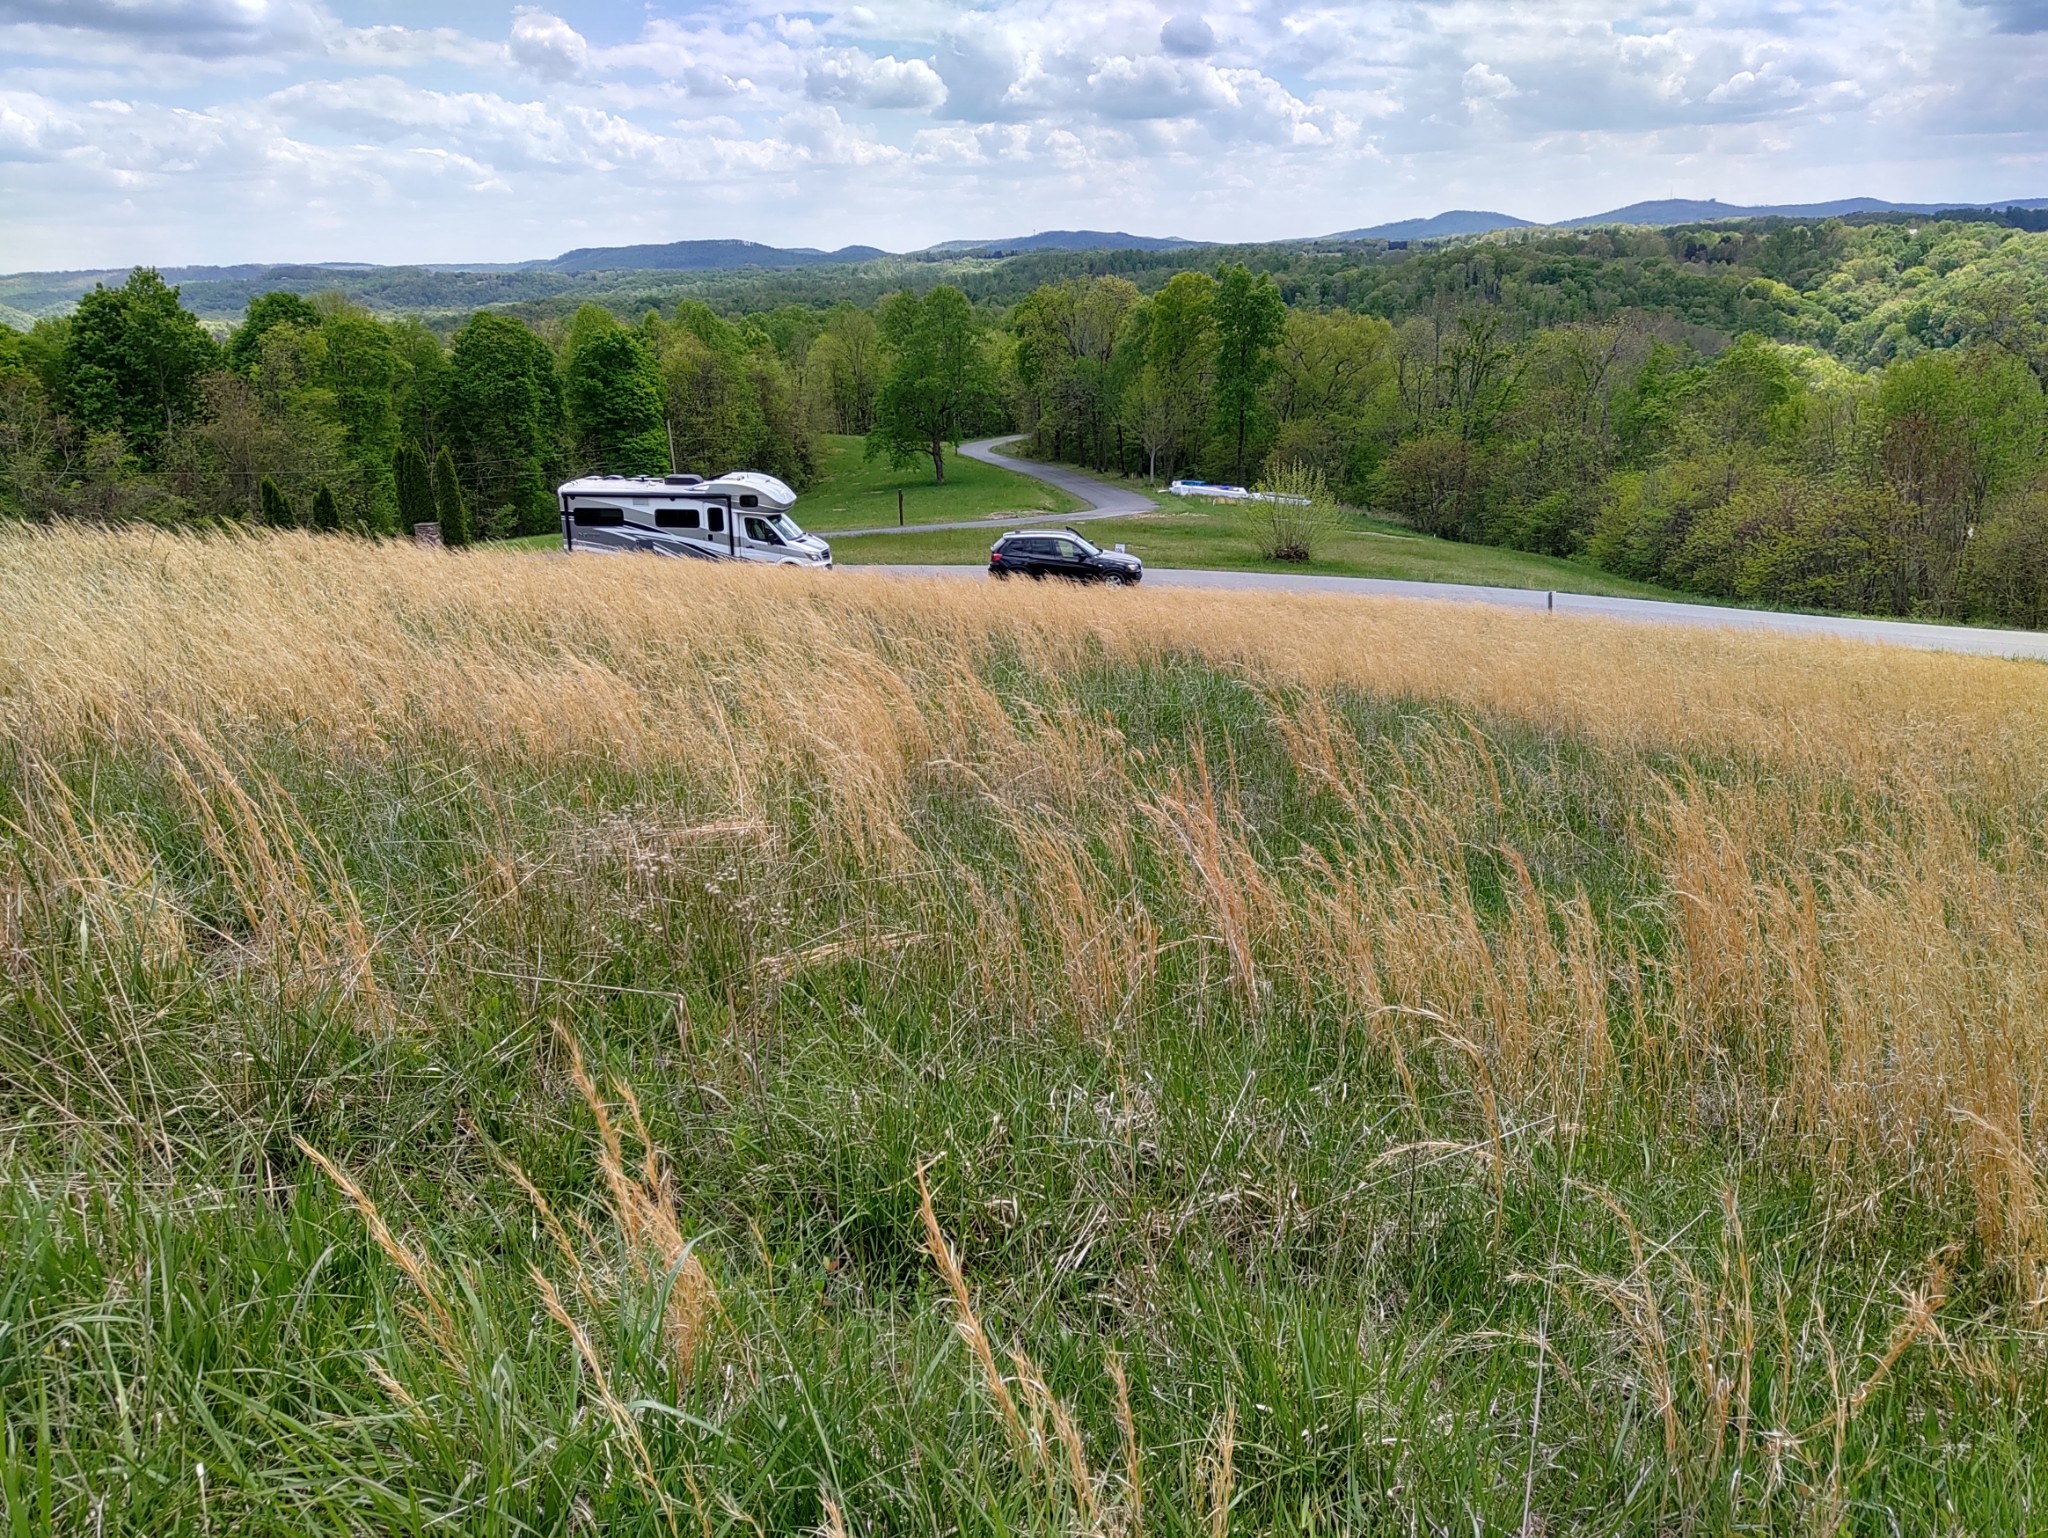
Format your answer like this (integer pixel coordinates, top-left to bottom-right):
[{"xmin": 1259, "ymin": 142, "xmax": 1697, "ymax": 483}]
[{"xmin": 898, "ymin": 489, "xmax": 905, "ymax": 527}]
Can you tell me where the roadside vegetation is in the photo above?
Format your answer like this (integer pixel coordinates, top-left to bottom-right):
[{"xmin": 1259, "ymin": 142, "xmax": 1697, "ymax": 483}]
[
  {"xmin": 5, "ymin": 214, "xmax": 2048, "ymax": 624},
  {"xmin": 5, "ymin": 526, "xmax": 2048, "ymax": 1532},
  {"xmin": 833, "ymin": 496, "xmax": 1694, "ymax": 599}
]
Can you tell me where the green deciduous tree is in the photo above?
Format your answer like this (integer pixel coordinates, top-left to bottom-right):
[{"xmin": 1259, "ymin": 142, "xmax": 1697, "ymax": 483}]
[
  {"xmin": 1131, "ymin": 272, "xmax": 1215, "ymax": 481},
  {"xmin": 1209, "ymin": 263, "xmax": 1286, "ymax": 483},
  {"xmin": 867, "ymin": 286, "xmax": 997, "ymax": 484},
  {"xmin": 62, "ymin": 269, "xmax": 219, "ymax": 463},
  {"xmin": 443, "ymin": 312, "xmax": 563, "ymax": 537},
  {"xmin": 564, "ymin": 306, "xmax": 669, "ymax": 475},
  {"xmin": 433, "ymin": 445, "xmax": 470, "ymax": 547},
  {"xmin": 808, "ymin": 304, "xmax": 886, "ymax": 434},
  {"xmin": 226, "ymin": 292, "xmax": 321, "ymax": 375}
]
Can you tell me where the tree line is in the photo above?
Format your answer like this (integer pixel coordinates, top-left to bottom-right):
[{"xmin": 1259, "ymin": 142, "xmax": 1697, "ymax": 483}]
[
  {"xmin": 0, "ymin": 272, "xmax": 847, "ymax": 539},
  {"xmin": 997, "ymin": 264, "xmax": 2048, "ymax": 626},
  {"xmin": 5, "ymin": 241, "xmax": 2048, "ymax": 626}
]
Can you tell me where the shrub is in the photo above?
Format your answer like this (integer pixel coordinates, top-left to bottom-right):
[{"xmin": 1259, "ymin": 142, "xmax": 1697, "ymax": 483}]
[
  {"xmin": 433, "ymin": 446, "xmax": 470, "ymax": 547},
  {"xmin": 257, "ymin": 476, "xmax": 294, "ymax": 528},
  {"xmin": 1247, "ymin": 460, "xmax": 1336, "ymax": 563},
  {"xmin": 310, "ymin": 483, "xmax": 341, "ymax": 532},
  {"xmin": 1377, "ymin": 433, "xmax": 1475, "ymax": 539}
]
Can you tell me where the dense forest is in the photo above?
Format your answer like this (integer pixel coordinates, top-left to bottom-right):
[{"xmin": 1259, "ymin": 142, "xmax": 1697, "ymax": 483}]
[{"xmin": 4, "ymin": 214, "xmax": 2048, "ymax": 623}]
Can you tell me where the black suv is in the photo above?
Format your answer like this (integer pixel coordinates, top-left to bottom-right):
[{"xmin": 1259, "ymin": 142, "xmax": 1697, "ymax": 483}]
[{"xmin": 988, "ymin": 529, "xmax": 1143, "ymax": 585}]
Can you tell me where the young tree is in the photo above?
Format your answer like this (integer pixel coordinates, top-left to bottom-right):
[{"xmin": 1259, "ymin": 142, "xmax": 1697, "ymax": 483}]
[
  {"xmin": 1209, "ymin": 263, "xmax": 1286, "ymax": 483},
  {"xmin": 62, "ymin": 269, "xmax": 219, "ymax": 463},
  {"xmin": 867, "ymin": 285, "xmax": 997, "ymax": 484},
  {"xmin": 433, "ymin": 445, "xmax": 470, "ymax": 547},
  {"xmin": 393, "ymin": 443, "xmax": 436, "ymax": 536},
  {"xmin": 563, "ymin": 306, "xmax": 669, "ymax": 474},
  {"xmin": 310, "ymin": 483, "xmax": 342, "ymax": 532},
  {"xmin": 258, "ymin": 476, "xmax": 295, "ymax": 528}
]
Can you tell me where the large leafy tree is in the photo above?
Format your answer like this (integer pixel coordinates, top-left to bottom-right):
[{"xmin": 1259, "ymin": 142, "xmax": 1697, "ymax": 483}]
[
  {"xmin": 867, "ymin": 285, "xmax": 996, "ymax": 484},
  {"xmin": 1011, "ymin": 277, "xmax": 1138, "ymax": 472},
  {"xmin": 1208, "ymin": 263, "xmax": 1286, "ymax": 483},
  {"xmin": 226, "ymin": 291, "xmax": 321, "ymax": 375},
  {"xmin": 62, "ymin": 269, "xmax": 218, "ymax": 462},
  {"xmin": 563, "ymin": 306, "xmax": 669, "ymax": 475},
  {"xmin": 443, "ymin": 312, "xmax": 563, "ymax": 537}
]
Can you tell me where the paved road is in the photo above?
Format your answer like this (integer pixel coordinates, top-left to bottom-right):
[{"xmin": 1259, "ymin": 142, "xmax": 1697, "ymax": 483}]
[
  {"xmin": 955, "ymin": 435, "xmax": 1157, "ymax": 515},
  {"xmin": 832, "ymin": 435, "xmax": 1155, "ymax": 537},
  {"xmin": 867, "ymin": 564, "xmax": 2048, "ymax": 662},
  {"xmin": 839, "ymin": 442, "xmax": 2048, "ymax": 661}
]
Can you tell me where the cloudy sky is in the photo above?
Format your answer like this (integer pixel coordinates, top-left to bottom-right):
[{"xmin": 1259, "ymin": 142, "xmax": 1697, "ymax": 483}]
[{"xmin": 3, "ymin": 0, "xmax": 2046, "ymax": 271}]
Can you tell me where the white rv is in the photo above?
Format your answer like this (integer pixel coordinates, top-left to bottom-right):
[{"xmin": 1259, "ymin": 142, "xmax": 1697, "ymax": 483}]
[{"xmin": 557, "ymin": 472, "xmax": 832, "ymax": 567}]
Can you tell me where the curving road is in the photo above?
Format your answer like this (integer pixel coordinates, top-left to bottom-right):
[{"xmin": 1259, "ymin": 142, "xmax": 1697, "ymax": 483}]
[
  {"xmin": 851, "ymin": 446, "xmax": 2048, "ymax": 663},
  {"xmin": 955, "ymin": 435, "xmax": 1156, "ymax": 515},
  {"xmin": 830, "ymin": 436, "xmax": 1154, "ymax": 537}
]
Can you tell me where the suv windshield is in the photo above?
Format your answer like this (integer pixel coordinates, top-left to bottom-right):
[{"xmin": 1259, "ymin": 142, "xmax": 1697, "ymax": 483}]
[{"xmin": 1068, "ymin": 533, "xmax": 1101, "ymax": 556}]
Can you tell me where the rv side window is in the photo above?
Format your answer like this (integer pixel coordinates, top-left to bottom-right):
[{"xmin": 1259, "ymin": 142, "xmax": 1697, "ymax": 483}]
[
  {"xmin": 738, "ymin": 494, "xmax": 759, "ymax": 508},
  {"xmin": 574, "ymin": 504, "xmax": 625, "ymax": 527},
  {"xmin": 707, "ymin": 507, "xmax": 724, "ymax": 534},
  {"xmin": 655, "ymin": 506, "xmax": 701, "ymax": 530},
  {"xmin": 744, "ymin": 516, "xmax": 781, "ymax": 546}
]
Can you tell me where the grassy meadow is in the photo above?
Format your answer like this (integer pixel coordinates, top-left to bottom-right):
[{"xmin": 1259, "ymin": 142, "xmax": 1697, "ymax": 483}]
[
  {"xmin": 796, "ymin": 435, "xmax": 1082, "ymax": 532},
  {"xmin": 4, "ymin": 527, "xmax": 2048, "ymax": 1533}
]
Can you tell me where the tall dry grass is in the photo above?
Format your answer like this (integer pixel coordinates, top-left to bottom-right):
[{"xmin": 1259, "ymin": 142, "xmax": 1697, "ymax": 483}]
[{"xmin": 5, "ymin": 525, "xmax": 2048, "ymax": 1528}]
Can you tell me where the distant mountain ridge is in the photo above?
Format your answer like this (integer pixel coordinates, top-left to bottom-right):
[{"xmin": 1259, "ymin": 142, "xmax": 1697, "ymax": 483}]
[
  {"xmin": 1319, "ymin": 196, "xmax": 2048, "ymax": 242},
  {"xmin": 8, "ymin": 196, "xmax": 2048, "ymax": 314},
  {"xmin": 1323, "ymin": 211, "xmax": 1533, "ymax": 240},
  {"xmin": 548, "ymin": 238, "xmax": 886, "ymax": 274},
  {"xmin": 921, "ymin": 230, "xmax": 1199, "ymax": 254}
]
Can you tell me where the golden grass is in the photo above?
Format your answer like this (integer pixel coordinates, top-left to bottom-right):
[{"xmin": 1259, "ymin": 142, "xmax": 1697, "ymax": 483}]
[
  {"xmin": 0, "ymin": 526, "xmax": 2042, "ymax": 788},
  {"xmin": 7, "ymin": 524, "xmax": 2048, "ymax": 1296}
]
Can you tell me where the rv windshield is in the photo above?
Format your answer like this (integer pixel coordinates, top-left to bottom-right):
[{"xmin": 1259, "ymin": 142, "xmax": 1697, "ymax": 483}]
[{"xmin": 765, "ymin": 513, "xmax": 806, "ymax": 541}]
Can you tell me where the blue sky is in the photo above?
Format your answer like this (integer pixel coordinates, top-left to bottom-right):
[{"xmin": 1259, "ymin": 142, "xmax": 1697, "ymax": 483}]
[{"xmin": 2, "ymin": 0, "xmax": 2045, "ymax": 270}]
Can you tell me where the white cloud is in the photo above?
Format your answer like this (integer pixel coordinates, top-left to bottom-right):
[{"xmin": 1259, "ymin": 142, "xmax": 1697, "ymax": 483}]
[
  {"xmin": 507, "ymin": 8, "xmax": 588, "ymax": 82},
  {"xmin": 0, "ymin": 0, "xmax": 328, "ymax": 56},
  {"xmin": 1461, "ymin": 62, "xmax": 1519, "ymax": 104},
  {"xmin": 5, "ymin": 0, "xmax": 2048, "ymax": 269},
  {"xmin": 805, "ymin": 49, "xmax": 946, "ymax": 109}
]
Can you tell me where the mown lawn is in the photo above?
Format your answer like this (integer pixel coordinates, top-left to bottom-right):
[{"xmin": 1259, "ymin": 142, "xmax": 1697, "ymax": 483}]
[
  {"xmin": 833, "ymin": 502, "xmax": 1696, "ymax": 599},
  {"xmin": 794, "ymin": 433, "xmax": 1081, "ymax": 531}
]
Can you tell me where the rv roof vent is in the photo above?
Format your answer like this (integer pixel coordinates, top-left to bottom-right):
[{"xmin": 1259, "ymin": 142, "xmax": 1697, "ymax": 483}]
[{"xmin": 665, "ymin": 473, "xmax": 704, "ymax": 486}]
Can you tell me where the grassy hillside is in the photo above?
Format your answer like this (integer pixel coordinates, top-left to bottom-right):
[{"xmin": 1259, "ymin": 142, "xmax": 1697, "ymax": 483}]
[
  {"xmin": 4, "ymin": 528, "xmax": 2048, "ymax": 1532},
  {"xmin": 796, "ymin": 434, "xmax": 1082, "ymax": 531}
]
